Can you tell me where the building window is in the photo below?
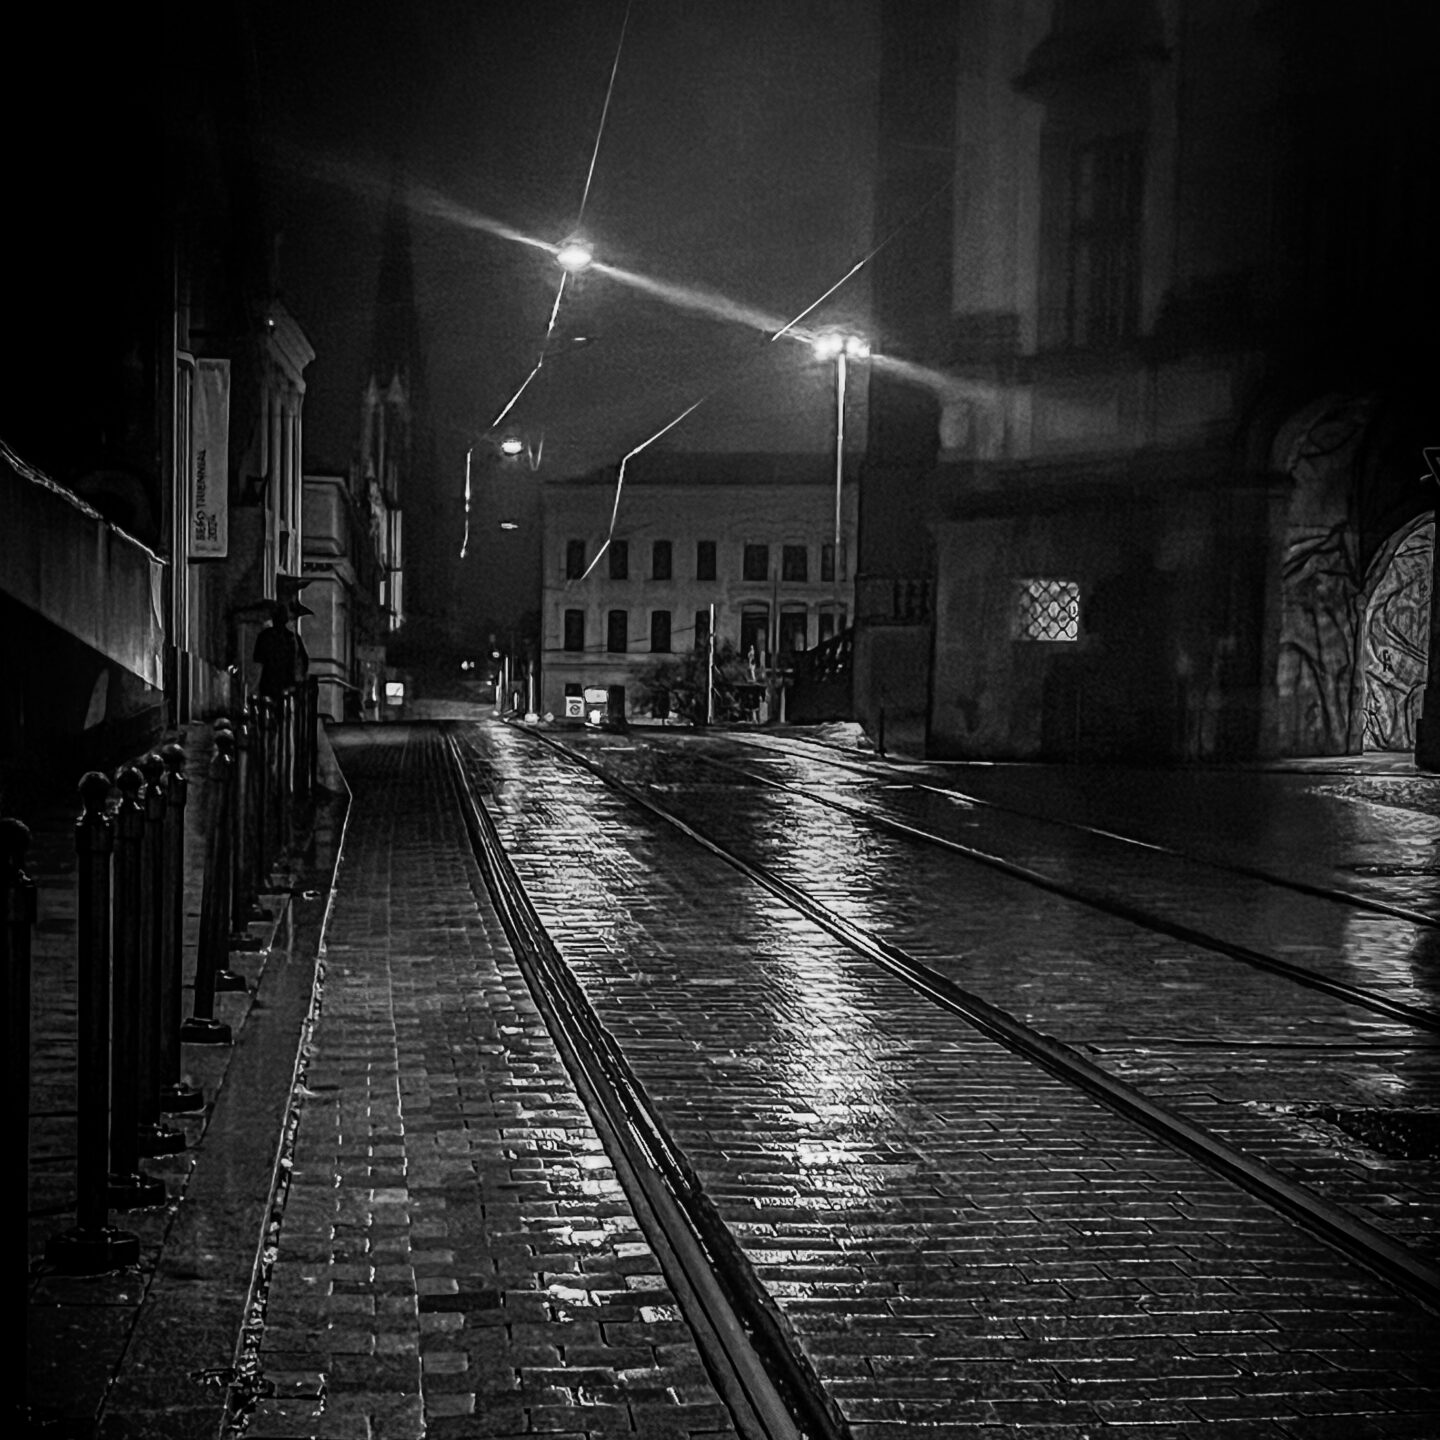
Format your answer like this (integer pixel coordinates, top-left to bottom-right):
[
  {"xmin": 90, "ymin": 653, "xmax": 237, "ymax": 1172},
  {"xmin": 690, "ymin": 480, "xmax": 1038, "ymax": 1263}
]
[
  {"xmin": 739, "ymin": 605, "xmax": 769, "ymax": 660},
  {"xmin": 563, "ymin": 609, "xmax": 585, "ymax": 651},
  {"xmin": 652, "ymin": 539, "xmax": 672, "ymax": 580},
  {"xmin": 778, "ymin": 608, "xmax": 808, "ymax": 655},
  {"xmin": 565, "ymin": 539, "xmax": 586, "ymax": 579},
  {"xmin": 782, "ymin": 545, "xmax": 808, "ymax": 582},
  {"xmin": 696, "ymin": 540, "xmax": 717, "ymax": 580},
  {"xmin": 694, "ymin": 608, "xmax": 711, "ymax": 648},
  {"xmin": 743, "ymin": 543, "xmax": 769, "ymax": 582},
  {"xmin": 1068, "ymin": 135, "xmax": 1143, "ymax": 347},
  {"xmin": 1016, "ymin": 579, "xmax": 1080, "ymax": 641},
  {"xmin": 607, "ymin": 609, "xmax": 628, "ymax": 652},
  {"xmin": 609, "ymin": 539, "xmax": 629, "ymax": 579},
  {"xmin": 650, "ymin": 610, "xmax": 671, "ymax": 653},
  {"xmin": 820, "ymin": 543, "xmax": 835, "ymax": 582}
]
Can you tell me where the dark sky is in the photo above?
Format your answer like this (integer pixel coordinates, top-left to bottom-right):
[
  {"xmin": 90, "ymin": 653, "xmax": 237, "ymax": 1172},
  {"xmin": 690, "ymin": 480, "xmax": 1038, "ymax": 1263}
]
[{"xmin": 247, "ymin": 1, "xmax": 880, "ymax": 637}]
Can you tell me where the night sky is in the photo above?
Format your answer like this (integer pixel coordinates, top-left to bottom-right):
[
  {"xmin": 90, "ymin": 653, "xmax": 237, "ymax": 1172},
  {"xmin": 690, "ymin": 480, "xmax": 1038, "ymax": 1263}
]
[{"xmin": 247, "ymin": 0, "xmax": 880, "ymax": 640}]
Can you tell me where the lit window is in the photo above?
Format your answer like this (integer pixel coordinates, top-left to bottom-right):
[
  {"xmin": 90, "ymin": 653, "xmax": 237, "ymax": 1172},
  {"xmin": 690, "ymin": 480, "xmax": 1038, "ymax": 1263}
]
[{"xmin": 1017, "ymin": 579, "xmax": 1080, "ymax": 641}]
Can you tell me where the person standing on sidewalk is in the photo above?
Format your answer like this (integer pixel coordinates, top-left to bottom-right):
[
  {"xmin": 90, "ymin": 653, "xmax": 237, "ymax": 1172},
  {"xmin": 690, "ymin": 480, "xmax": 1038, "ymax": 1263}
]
[{"xmin": 253, "ymin": 600, "xmax": 309, "ymax": 699}]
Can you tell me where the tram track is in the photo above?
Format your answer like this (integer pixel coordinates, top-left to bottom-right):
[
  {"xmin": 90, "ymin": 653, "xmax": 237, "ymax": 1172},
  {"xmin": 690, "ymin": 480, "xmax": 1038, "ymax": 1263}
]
[
  {"xmin": 728, "ymin": 731, "xmax": 1440, "ymax": 933},
  {"xmin": 659, "ymin": 741, "xmax": 1440, "ymax": 1036},
  {"xmin": 442, "ymin": 728, "xmax": 852, "ymax": 1440},
  {"xmin": 483, "ymin": 722, "xmax": 1440, "ymax": 1319}
]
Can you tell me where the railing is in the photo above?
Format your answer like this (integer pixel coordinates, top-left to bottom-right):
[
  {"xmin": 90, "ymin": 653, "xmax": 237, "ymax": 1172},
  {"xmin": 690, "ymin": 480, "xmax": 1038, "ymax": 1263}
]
[{"xmin": 8, "ymin": 678, "xmax": 319, "ymax": 1278}]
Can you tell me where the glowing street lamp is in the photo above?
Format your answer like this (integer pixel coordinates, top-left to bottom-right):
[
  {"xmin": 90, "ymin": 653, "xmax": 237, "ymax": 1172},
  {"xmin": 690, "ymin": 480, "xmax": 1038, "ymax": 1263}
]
[
  {"xmin": 498, "ymin": 435, "xmax": 524, "ymax": 457},
  {"xmin": 555, "ymin": 237, "xmax": 594, "ymax": 273},
  {"xmin": 812, "ymin": 332, "xmax": 870, "ymax": 573}
]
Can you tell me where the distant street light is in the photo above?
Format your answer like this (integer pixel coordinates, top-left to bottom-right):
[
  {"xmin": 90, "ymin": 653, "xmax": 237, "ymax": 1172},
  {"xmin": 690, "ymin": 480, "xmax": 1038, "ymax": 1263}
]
[
  {"xmin": 499, "ymin": 520, "xmax": 519, "ymax": 531},
  {"xmin": 556, "ymin": 238, "xmax": 594, "ymax": 273},
  {"xmin": 812, "ymin": 333, "xmax": 870, "ymax": 585}
]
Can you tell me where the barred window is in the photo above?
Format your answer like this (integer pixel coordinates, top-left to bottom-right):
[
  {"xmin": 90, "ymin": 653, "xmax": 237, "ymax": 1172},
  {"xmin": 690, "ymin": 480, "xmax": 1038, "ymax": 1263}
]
[{"xmin": 1016, "ymin": 579, "xmax": 1080, "ymax": 641}]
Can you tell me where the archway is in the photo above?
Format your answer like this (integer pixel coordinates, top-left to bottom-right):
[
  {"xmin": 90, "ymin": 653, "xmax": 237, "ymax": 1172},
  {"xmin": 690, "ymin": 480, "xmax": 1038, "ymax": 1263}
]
[{"xmin": 1362, "ymin": 515, "xmax": 1433, "ymax": 752}]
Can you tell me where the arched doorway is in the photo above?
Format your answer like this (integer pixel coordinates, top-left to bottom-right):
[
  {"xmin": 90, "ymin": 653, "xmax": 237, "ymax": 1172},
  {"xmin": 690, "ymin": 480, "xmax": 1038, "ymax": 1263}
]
[{"xmin": 1362, "ymin": 515, "xmax": 1433, "ymax": 752}]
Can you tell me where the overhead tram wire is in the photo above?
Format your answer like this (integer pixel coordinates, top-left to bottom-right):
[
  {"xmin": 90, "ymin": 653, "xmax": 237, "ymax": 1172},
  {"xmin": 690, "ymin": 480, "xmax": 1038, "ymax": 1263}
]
[
  {"xmin": 571, "ymin": 177, "xmax": 962, "ymax": 582},
  {"xmin": 460, "ymin": 0, "xmax": 633, "ymax": 559}
]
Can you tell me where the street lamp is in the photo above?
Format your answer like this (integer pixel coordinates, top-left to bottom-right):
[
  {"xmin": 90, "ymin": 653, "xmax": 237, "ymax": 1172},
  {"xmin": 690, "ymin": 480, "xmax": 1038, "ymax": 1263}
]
[
  {"xmin": 812, "ymin": 333, "xmax": 869, "ymax": 608},
  {"xmin": 499, "ymin": 435, "xmax": 524, "ymax": 457},
  {"xmin": 556, "ymin": 237, "xmax": 594, "ymax": 273}
]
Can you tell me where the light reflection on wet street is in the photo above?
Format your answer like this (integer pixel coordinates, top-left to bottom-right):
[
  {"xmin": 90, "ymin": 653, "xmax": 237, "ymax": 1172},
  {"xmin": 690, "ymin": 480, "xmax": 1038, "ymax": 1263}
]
[{"xmin": 454, "ymin": 720, "xmax": 1440, "ymax": 1432}]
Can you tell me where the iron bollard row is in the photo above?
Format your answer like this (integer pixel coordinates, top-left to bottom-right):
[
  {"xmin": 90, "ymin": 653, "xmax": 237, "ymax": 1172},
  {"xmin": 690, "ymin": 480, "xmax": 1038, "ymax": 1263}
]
[{"xmin": 21, "ymin": 694, "xmax": 318, "ymax": 1278}]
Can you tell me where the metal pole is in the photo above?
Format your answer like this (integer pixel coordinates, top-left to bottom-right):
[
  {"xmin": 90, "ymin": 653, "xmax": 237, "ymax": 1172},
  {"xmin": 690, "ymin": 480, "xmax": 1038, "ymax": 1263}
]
[
  {"xmin": 833, "ymin": 350, "xmax": 846, "ymax": 560},
  {"xmin": 707, "ymin": 601, "xmax": 716, "ymax": 726},
  {"xmin": 157, "ymin": 744, "xmax": 202, "ymax": 1113},
  {"xmin": 46, "ymin": 776, "xmax": 139, "ymax": 1273},
  {"xmin": 108, "ymin": 767, "xmax": 166, "ymax": 1210},
  {"xmin": 180, "ymin": 727, "xmax": 235, "ymax": 1045},
  {"xmin": 136, "ymin": 753, "xmax": 183, "ymax": 1157},
  {"xmin": 3, "ymin": 816, "xmax": 36, "ymax": 1378}
]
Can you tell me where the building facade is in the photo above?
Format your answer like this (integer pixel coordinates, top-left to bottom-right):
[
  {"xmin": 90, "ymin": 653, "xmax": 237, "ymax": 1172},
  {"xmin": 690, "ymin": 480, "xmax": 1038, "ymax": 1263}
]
[
  {"xmin": 1, "ymin": 5, "xmax": 317, "ymax": 794},
  {"xmin": 856, "ymin": 0, "xmax": 1439, "ymax": 762},
  {"xmin": 540, "ymin": 455, "xmax": 858, "ymax": 723}
]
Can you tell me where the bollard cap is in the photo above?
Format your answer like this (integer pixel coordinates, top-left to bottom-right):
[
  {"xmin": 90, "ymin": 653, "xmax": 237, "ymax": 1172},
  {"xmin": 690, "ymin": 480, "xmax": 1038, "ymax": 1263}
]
[
  {"xmin": 0, "ymin": 815, "xmax": 32, "ymax": 869},
  {"xmin": 140, "ymin": 751, "xmax": 165, "ymax": 783},
  {"xmin": 77, "ymin": 771, "xmax": 114, "ymax": 822},
  {"xmin": 213, "ymin": 726, "xmax": 236, "ymax": 759},
  {"xmin": 115, "ymin": 765, "xmax": 144, "ymax": 806},
  {"xmin": 161, "ymin": 742, "xmax": 186, "ymax": 776}
]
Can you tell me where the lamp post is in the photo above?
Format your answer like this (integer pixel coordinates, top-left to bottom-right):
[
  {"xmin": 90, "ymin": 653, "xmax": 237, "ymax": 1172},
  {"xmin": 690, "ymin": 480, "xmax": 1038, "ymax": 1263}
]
[{"xmin": 813, "ymin": 333, "xmax": 869, "ymax": 636}]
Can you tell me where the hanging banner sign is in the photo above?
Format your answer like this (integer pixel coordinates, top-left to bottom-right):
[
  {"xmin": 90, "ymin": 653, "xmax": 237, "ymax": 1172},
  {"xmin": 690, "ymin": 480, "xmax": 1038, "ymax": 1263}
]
[{"xmin": 190, "ymin": 358, "xmax": 230, "ymax": 558}]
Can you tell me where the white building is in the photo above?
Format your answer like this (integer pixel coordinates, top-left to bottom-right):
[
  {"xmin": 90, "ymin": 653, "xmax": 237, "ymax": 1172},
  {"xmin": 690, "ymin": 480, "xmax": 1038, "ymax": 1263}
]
[{"xmin": 540, "ymin": 454, "xmax": 857, "ymax": 723}]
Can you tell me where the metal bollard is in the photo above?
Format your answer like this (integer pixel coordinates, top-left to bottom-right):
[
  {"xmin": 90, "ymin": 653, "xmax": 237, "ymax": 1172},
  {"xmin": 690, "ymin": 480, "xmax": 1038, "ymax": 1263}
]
[
  {"xmin": 46, "ymin": 774, "xmax": 140, "ymax": 1274},
  {"xmin": 108, "ymin": 767, "xmax": 167, "ymax": 1211},
  {"xmin": 278, "ymin": 687, "xmax": 294, "ymax": 854},
  {"xmin": 135, "ymin": 753, "xmax": 184, "ymax": 1157},
  {"xmin": 209, "ymin": 719, "xmax": 246, "ymax": 993},
  {"xmin": 179, "ymin": 727, "xmax": 235, "ymax": 1045},
  {"xmin": 3, "ymin": 817, "xmax": 36, "ymax": 1368},
  {"xmin": 229, "ymin": 708, "xmax": 261, "ymax": 949},
  {"xmin": 157, "ymin": 745, "xmax": 203, "ymax": 1113}
]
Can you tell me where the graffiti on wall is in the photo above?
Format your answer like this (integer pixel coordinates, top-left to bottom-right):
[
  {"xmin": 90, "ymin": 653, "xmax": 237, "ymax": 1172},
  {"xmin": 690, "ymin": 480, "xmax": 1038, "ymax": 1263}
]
[
  {"xmin": 1274, "ymin": 396, "xmax": 1372, "ymax": 756},
  {"xmin": 1363, "ymin": 517, "xmax": 1433, "ymax": 751}
]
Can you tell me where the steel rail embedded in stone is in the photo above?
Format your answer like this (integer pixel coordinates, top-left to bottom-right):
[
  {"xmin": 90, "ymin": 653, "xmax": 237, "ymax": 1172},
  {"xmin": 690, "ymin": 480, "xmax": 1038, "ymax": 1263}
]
[
  {"xmin": 730, "ymin": 731, "xmax": 1440, "ymax": 931},
  {"xmin": 532, "ymin": 728, "xmax": 1440, "ymax": 1317},
  {"xmin": 683, "ymin": 742, "xmax": 1440, "ymax": 1034},
  {"xmin": 442, "ymin": 727, "xmax": 850, "ymax": 1440}
]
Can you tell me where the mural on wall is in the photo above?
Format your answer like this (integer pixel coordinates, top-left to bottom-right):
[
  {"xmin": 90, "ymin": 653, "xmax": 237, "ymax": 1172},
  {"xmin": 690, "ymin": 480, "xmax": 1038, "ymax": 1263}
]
[
  {"xmin": 1273, "ymin": 396, "xmax": 1373, "ymax": 756},
  {"xmin": 1362, "ymin": 517, "xmax": 1433, "ymax": 751}
]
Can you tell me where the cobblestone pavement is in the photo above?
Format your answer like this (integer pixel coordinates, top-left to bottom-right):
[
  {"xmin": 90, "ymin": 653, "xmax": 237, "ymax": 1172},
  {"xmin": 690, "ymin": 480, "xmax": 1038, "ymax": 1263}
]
[
  {"xmin": 248, "ymin": 725, "xmax": 735, "ymax": 1439},
  {"xmin": 555, "ymin": 729, "xmax": 1440, "ymax": 1264},
  {"xmin": 459, "ymin": 720, "xmax": 1440, "ymax": 1437},
  {"xmin": 24, "ymin": 723, "xmax": 341, "ymax": 1439}
]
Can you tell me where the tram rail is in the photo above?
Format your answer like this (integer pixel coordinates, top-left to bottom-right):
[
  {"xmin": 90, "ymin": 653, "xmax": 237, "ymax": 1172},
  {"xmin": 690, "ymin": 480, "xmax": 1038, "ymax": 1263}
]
[{"xmin": 486, "ymin": 725, "xmax": 1440, "ymax": 1316}]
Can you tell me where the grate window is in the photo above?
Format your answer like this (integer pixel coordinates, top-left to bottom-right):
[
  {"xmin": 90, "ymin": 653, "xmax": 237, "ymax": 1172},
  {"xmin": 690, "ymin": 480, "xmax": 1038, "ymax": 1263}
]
[{"xmin": 1017, "ymin": 579, "xmax": 1080, "ymax": 641}]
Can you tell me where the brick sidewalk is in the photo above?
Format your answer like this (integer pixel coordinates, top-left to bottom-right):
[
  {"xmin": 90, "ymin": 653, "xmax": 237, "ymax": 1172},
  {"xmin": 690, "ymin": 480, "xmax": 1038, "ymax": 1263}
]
[
  {"xmin": 245, "ymin": 725, "xmax": 734, "ymax": 1439},
  {"xmin": 24, "ymin": 721, "xmax": 346, "ymax": 1438}
]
